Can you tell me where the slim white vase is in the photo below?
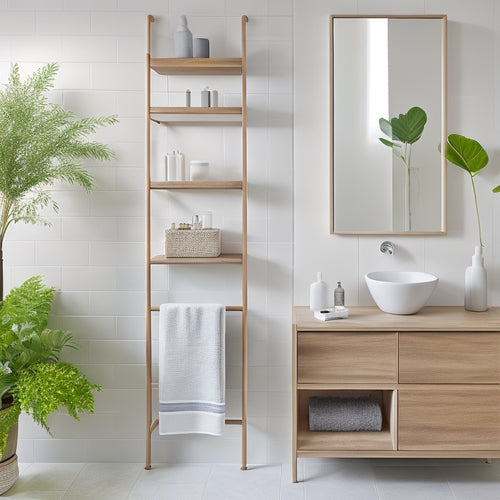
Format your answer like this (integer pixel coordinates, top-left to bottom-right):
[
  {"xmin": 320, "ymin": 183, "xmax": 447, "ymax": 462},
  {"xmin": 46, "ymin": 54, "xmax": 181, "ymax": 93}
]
[
  {"xmin": 310, "ymin": 272, "xmax": 328, "ymax": 311},
  {"xmin": 174, "ymin": 15, "xmax": 193, "ymax": 58},
  {"xmin": 464, "ymin": 245, "xmax": 487, "ymax": 311}
]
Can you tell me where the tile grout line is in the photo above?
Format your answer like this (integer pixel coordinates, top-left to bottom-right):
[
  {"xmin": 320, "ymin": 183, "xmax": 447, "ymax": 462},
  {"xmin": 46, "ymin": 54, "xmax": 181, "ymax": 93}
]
[
  {"xmin": 201, "ymin": 463, "xmax": 214, "ymax": 500},
  {"xmin": 61, "ymin": 462, "xmax": 88, "ymax": 498}
]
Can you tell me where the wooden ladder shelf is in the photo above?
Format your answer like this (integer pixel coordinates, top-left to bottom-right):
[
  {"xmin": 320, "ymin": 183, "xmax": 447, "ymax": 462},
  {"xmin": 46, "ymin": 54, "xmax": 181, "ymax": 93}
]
[{"xmin": 144, "ymin": 14, "xmax": 249, "ymax": 471}]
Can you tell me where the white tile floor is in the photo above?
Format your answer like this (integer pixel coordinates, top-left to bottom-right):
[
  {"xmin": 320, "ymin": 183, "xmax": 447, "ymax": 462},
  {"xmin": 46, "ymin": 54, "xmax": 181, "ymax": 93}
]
[{"xmin": 5, "ymin": 458, "xmax": 500, "ymax": 499}]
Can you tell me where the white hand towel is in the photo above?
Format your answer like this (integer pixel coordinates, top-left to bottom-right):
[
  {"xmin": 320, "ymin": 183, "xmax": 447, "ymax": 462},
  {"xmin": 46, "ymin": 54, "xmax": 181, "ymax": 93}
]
[{"xmin": 159, "ymin": 303, "xmax": 225, "ymax": 435}]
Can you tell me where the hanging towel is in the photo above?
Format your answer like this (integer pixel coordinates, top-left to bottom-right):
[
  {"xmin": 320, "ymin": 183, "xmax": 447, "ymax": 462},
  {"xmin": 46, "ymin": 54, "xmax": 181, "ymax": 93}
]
[{"xmin": 159, "ymin": 303, "xmax": 225, "ymax": 436}]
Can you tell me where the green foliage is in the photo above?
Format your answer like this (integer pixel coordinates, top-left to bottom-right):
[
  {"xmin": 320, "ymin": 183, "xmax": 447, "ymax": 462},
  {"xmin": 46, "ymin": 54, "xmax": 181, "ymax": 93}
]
[
  {"xmin": 13, "ymin": 363, "xmax": 101, "ymax": 434},
  {"xmin": 0, "ymin": 62, "xmax": 117, "ymax": 242},
  {"xmin": 442, "ymin": 134, "xmax": 489, "ymax": 247},
  {"xmin": 0, "ymin": 276, "xmax": 101, "ymax": 441},
  {"xmin": 493, "ymin": 185, "xmax": 500, "ymax": 193},
  {"xmin": 443, "ymin": 134, "xmax": 489, "ymax": 176},
  {"xmin": 379, "ymin": 106, "xmax": 427, "ymax": 231},
  {"xmin": 0, "ymin": 403, "xmax": 20, "ymax": 457},
  {"xmin": 379, "ymin": 106, "xmax": 427, "ymax": 155},
  {"xmin": 0, "ymin": 277, "xmax": 79, "ymax": 397},
  {"xmin": 1, "ymin": 275, "xmax": 54, "ymax": 334}
]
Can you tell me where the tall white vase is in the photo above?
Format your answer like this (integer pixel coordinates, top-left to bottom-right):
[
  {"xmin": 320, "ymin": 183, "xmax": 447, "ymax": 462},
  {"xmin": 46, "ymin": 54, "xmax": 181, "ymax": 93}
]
[{"xmin": 464, "ymin": 245, "xmax": 487, "ymax": 311}]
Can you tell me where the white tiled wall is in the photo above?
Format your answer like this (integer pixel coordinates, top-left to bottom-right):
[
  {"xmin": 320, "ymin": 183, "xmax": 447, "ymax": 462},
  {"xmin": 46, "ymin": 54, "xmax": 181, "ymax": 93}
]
[
  {"xmin": 294, "ymin": 0, "xmax": 500, "ymax": 309},
  {"xmin": 4, "ymin": 0, "xmax": 497, "ymax": 467},
  {"xmin": 1, "ymin": 0, "xmax": 293, "ymax": 463}
]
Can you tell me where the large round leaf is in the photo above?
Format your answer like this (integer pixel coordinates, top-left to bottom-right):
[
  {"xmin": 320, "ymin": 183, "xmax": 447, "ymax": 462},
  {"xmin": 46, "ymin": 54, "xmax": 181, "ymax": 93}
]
[
  {"xmin": 444, "ymin": 134, "xmax": 488, "ymax": 176},
  {"xmin": 389, "ymin": 106, "xmax": 427, "ymax": 144}
]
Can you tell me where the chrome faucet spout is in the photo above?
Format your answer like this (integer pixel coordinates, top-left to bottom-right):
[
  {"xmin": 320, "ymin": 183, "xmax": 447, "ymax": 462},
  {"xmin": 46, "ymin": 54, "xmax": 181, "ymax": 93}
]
[{"xmin": 380, "ymin": 241, "xmax": 395, "ymax": 255}]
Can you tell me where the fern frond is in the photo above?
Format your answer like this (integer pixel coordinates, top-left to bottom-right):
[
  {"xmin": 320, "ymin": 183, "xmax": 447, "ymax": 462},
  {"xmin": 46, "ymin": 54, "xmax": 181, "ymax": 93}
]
[
  {"xmin": 0, "ymin": 276, "xmax": 54, "ymax": 336},
  {"xmin": 0, "ymin": 63, "xmax": 117, "ymax": 235},
  {"xmin": 0, "ymin": 373, "xmax": 17, "ymax": 400},
  {"xmin": 13, "ymin": 363, "xmax": 101, "ymax": 434}
]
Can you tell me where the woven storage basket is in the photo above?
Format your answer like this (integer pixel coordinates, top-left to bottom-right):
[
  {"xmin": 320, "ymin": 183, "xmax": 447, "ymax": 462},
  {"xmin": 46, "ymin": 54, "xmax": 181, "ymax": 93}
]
[
  {"xmin": 0, "ymin": 454, "xmax": 18, "ymax": 495},
  {"xmin": 165, "ymin": 229, "xmax": 221, "ymax": 258}
]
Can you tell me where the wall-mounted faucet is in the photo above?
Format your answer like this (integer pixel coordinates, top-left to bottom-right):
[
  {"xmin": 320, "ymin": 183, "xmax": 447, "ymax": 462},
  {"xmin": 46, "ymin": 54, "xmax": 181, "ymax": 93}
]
[{"xmin": 380, "ymin": 241, "xmax": 395, "ymax": 255}]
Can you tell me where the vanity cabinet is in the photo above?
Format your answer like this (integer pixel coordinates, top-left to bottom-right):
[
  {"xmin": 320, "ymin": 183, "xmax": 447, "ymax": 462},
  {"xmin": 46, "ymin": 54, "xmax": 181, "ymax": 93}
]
[{"xmin": 292, "ymin": 306, "xmax": 500, "ymax": 482}]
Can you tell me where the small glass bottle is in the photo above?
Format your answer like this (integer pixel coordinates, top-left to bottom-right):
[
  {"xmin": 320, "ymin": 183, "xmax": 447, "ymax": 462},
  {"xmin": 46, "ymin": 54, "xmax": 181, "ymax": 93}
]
[{"xmin": 334, "ymin": 281, "xmax": 345, "ymax": 307}]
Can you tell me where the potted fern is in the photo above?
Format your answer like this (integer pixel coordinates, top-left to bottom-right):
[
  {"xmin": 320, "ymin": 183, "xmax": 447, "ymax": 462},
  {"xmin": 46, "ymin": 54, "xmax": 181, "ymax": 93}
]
[
  {"xmin": 0, "ymin": 276, "xmax": 101, "ymax": 493},
  {"xmin": 0, "ymin": 63, "xmax": 116, "ymax": 492}
]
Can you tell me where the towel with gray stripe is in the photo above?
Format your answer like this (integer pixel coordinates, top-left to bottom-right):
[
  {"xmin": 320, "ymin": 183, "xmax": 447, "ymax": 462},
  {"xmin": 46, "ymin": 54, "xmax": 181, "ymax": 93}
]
[{"xmin": 308, "ymin": 396, "xmax": 382, "ymax": 432}]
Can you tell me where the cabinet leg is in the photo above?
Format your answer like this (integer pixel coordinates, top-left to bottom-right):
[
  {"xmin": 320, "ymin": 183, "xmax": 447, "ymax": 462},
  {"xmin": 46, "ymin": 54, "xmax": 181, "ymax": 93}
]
[
  {"xmin": 485, "ymin": 458, "xmax": 493, "ymax": 464},
  {"xmin": 292, "ymin": 457, "xmax": 297, "ymax": 483}
]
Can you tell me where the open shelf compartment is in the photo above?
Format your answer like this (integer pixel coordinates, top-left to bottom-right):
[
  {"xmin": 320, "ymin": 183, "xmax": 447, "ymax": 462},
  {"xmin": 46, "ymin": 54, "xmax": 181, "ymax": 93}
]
[{"xmin": 297, "ymin": 389, "xmax": 397, "ymax": 452}]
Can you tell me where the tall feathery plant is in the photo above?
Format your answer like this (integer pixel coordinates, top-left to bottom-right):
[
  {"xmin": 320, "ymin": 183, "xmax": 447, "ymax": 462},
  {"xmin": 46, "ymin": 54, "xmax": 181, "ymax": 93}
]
[{"xmin": 0, "ymin": 63, "xmax": 117, "ymax": 298}]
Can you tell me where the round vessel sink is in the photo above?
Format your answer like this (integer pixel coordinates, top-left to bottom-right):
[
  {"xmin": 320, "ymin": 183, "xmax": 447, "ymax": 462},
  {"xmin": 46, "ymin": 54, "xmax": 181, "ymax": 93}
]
[{"xmin": 365, "ymin": 271, "xmax": 438, "ymax": 315}]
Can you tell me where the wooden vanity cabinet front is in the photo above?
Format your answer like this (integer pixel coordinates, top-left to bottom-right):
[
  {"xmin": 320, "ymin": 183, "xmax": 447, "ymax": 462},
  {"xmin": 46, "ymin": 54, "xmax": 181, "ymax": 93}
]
[
  {"xmin": 297, "ymin": 331, "xmax": 397, "ymax": 384},
  {"xmin": 398, "ymin": 388, "xmax": 500, "ymax": 450},
  {"xmin": 399, "ymin": 332, "xmax": 500, "ymax": 384},
  {"xmin": 292, "ymin": 306, "xmax": 500, "ymax": 483}
]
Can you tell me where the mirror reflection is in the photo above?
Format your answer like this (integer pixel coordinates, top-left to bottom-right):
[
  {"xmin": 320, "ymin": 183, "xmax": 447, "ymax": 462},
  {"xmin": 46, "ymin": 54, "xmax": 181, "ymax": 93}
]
[{"xmin": 331, "ymin": 15, "xmax": 447, "ymax": 234}]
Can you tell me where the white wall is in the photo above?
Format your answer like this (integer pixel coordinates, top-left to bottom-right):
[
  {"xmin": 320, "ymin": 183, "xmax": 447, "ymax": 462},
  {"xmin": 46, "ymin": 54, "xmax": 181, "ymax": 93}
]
[
  {"xmin": 0, "ymin": 0, "xmax": 293, "ymax": 464},
  {"xmin": 294, "ymin": 0, "xmax": 500, "ymax": 311}
]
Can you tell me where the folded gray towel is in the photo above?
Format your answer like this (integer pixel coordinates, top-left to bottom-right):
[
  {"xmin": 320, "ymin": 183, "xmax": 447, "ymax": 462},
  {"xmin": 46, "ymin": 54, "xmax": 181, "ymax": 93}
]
[{"xmin": 309, "ymin": 396, "xmax": 382, "ymax": 432}]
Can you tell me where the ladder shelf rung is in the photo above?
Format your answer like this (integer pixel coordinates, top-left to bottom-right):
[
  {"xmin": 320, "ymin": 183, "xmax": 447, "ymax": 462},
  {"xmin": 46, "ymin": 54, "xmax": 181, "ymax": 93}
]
[
  {"xmin": 149, "ymin": 305, "xmax": 244, "ymax": 313},
  {"xmin": 151, "ymin": 181, "xmax": 243, "ymax": 190},
  {"xmin": 150, "ymin": 253, "xmax": 243, "ymax": 265}
]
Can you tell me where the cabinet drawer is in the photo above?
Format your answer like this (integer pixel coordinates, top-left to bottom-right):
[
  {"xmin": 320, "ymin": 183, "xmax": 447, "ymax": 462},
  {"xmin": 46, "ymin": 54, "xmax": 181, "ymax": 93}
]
[
  {"xmin": 297, "ymin": 332, "xmax": 397, "ymax": 384},
  {"xmin": 399, "ymin": 389, "xmax": 500, "ymax": 450},
  {"xmin": 399, "ymin": 332, "xmax": 500, "ymax": 383}
]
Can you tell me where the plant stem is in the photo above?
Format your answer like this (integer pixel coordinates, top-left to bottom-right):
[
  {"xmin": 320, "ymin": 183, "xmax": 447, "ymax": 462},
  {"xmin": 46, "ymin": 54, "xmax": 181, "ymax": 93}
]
[
  {"xmin": 407, "ymin": 144, "xmax": 412, "ymax": 231},
  {"xmin": 0, "ymin": 244, "xmax": 3, "ymax": 301},
  {"xmin": 401, "ymin": 143, "xmax": 412, "ymax": 231},
  {"xmin": 470, "ymin": 174, "xmax": 483, "ymax": 247}
]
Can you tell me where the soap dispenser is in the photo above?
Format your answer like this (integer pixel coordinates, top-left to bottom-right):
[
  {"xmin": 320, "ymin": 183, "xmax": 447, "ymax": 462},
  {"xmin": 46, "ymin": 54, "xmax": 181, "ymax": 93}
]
[
  {"xmin": 334, "ymin": 282, "xmax": 345, "ymax": 307},
  {"xmin": 310, "ymin": 272, "xmax": 329, "ymax": 311},
  {"xmin": 174, "ymin": 15, "xmax": 193, "ymax": 58},
  {"xmin": 465, "ymin": 245, "xmax": 487, "ymax": 311}
]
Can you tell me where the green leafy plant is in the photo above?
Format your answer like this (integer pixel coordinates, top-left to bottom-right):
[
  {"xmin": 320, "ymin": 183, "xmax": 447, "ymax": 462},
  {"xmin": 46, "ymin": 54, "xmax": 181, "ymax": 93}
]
[
  {"xmin": 0, "ymin": 404, "xmax": 20, "ymax": 457},
  {"xmin": 379, "ymin": 106, "xmax": 427, "ymax": 230},
  {"xmin": 0, "ymin": 62, "xmax": 117, "ymax": 299},
  {"xmin": 14, "ymin": 363, "xmax": 100, "ymax": 433},
  {"xmin": 442, "ymin": 134, "xmax": 489, "ymax": 247},
  {"xmin": 0, "ymin": 276, "xmax": 101, "ymax": 454}
]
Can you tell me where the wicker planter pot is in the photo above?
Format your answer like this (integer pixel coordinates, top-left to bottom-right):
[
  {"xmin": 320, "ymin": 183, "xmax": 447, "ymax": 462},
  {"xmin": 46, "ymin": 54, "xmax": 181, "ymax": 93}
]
[
  {"xmin": 0, "ymin": 454, "xmax": 18, "ymax": 495},
  {"xmin": 0, "ymin": 399, "xmax": 19, "ymax": 494}
]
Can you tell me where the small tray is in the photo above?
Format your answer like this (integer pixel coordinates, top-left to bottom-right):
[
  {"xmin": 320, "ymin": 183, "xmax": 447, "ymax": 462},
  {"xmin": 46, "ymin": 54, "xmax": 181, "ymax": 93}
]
[{"xmin": 314, "ymin": 307, "xmax": 349, "ymax": 321}]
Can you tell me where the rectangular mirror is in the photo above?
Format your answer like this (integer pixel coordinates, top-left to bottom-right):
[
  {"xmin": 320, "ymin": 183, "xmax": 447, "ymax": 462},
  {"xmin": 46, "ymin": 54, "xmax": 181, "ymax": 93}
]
[{"xmin": 330, "ymin": 15, "xmax": 447, "ymax": 234}]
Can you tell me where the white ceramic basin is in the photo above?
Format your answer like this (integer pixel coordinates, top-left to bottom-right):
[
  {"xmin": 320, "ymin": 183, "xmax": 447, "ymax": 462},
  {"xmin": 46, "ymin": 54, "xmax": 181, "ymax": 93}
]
[{"xmin": 365, "ymin": 271, "xmax": 439, "ymax": 315}]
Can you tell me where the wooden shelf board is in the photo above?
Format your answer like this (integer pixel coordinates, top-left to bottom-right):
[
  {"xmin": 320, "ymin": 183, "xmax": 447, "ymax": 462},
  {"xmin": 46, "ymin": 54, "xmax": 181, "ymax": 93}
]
[
  {"xmin": 151, "ymin": 253, "xmax": 243, "ymax": 265},
  {"xmin": 151, "ymin": 181, "xmax": 242, "ymax": 190},
  {"xmin": 151, "ymin": 57, "xmax": 243, "ymax": 75},
  {"xmin": 297, "ymin": 383, "xmax": 397, "ymax": 391},
  {"xmin": 150, "ymin": 107, "xmax": 242, "ymax": 124},
  {"xmin": 297, "ymin": 422, "xmax": 394, "ymax": 452}
]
